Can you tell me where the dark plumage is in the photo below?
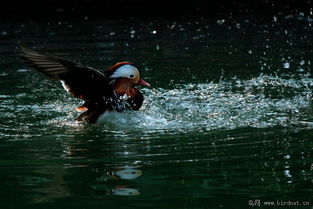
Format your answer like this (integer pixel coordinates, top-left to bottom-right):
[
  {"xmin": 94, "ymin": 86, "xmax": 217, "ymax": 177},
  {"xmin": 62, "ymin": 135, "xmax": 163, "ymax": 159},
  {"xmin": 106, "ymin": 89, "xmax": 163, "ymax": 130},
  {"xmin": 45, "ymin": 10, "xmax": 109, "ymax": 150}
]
[{"xmin": 20, "ymin": 47, "xmax": 150, "ymax": 123}]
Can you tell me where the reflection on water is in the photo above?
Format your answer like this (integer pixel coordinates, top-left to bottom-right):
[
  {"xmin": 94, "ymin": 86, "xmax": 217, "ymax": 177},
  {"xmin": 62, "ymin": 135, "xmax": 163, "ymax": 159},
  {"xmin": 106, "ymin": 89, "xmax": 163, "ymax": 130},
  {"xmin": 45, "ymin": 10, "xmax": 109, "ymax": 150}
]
[
  {"xmin": 1, "ymin": 126, "xmax": 313, "ymax": 207},
  {"xmin": 0, "ymin": 13, "xmax": 313, "ymax": 209},
  {"xmin": 3, "ymin": 125, "xmax": 311, "ymax": 205},
  {"xmin": 92, "ymin": 162, "xmax": 142, "ymax": 196}
]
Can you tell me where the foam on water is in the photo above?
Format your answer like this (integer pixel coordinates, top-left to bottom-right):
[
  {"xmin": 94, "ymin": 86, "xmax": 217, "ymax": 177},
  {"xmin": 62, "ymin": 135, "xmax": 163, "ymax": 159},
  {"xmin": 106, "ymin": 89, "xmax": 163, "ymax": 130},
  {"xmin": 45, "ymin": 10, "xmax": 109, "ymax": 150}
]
[{"xmin": 45, "ymin": 73, "xmax": 313, "ymax": 133}]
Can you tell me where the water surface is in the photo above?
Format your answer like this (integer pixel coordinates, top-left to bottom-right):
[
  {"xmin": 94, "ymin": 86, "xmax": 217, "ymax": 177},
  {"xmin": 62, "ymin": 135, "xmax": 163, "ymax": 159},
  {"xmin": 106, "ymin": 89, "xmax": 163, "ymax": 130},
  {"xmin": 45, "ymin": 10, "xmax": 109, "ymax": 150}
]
[{"xmin": 0, "ymin": 13, "xmax": 313, "ymax": 208}]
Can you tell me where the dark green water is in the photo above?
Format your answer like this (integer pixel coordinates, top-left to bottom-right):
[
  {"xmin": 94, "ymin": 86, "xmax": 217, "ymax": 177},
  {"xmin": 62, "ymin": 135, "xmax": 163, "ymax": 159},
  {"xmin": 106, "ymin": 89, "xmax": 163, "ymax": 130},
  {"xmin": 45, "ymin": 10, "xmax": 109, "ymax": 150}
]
[{"xmin": 1, "ymin": 14, "xmax": 313, "ymax": 208}]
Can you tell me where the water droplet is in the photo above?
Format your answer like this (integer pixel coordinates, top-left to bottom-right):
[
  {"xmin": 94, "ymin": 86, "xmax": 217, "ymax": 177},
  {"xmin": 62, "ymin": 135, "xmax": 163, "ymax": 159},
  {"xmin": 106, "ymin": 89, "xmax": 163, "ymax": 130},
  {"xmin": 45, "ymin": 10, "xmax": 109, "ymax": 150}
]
[
  {"xmin": 283, "ymin": 62, "xmax": 290, "ymax": 69},
  {"xmin": 283, "ymin": 170, "xmax": 292, "ymax": 178},
  {"xmin": 284, "ymin": 155, "xmax": 290, "ymax": 159},
  {"xmin": 17, "ymin": 69, "xmax": 28, "ymax": 73},
  {"xmin": 217, "ymin": 19, "xmax": 225, "ymax": 25},
  {"xmin": 300, "ymin": 60, "xmax": 305, "ymax": 66},
  {"xmin": 284, "ymin": 14, "xmax": 293, "ymax": 20}
]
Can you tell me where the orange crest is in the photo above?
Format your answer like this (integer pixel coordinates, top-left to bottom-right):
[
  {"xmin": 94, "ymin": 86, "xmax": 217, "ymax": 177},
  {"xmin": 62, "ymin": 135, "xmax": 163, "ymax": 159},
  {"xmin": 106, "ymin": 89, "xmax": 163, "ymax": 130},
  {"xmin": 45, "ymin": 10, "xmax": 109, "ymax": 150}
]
[{"xmin": 107, "ymin": 62, "xmax": 134, "ymax": 72}]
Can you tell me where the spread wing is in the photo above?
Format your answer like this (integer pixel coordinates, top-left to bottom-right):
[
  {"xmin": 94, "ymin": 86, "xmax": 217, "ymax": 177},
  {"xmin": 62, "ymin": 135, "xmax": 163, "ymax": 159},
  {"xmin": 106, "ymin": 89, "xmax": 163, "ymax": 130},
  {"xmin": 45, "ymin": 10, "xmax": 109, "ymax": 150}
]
[{"xmin": 20, "ymin": 47, "xmax": 109, "ymax": 101}]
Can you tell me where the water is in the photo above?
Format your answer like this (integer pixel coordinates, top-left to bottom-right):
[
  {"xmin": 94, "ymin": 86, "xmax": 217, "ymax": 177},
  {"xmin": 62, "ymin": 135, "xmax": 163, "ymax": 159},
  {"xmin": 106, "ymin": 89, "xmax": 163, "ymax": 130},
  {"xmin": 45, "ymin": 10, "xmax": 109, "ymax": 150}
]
[{"xmin": 1, "ymin": 13, "xmax": 313, "ymax": 208}]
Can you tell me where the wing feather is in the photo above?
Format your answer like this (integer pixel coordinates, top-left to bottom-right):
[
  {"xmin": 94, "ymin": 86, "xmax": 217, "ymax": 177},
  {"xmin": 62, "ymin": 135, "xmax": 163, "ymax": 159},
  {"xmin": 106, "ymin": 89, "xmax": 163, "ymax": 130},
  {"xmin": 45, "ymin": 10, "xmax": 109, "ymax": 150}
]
[{"xmin": 20, "ymin": 47, "xmax": 110, "ymax": 101}]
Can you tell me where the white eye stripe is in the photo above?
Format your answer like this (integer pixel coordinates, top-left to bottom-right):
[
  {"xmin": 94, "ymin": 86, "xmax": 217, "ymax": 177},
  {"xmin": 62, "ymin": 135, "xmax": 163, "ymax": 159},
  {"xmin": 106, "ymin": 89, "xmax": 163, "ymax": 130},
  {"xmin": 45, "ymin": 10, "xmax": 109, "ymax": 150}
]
[{"xmin": 110, "ymin": 64, "xmax": 139, "ymax": 79}]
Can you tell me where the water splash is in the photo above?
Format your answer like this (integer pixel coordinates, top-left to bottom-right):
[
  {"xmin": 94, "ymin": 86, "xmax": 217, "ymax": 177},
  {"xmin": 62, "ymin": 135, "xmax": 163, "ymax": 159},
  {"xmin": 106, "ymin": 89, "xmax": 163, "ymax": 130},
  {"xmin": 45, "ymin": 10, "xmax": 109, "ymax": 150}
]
[
  {"xmin": 3, "ymin": 73, "xmax": 310, "ymax": 136},
  {"xmin": 44, "ymin": 73, "xmax": 313, "ymax": 133}
]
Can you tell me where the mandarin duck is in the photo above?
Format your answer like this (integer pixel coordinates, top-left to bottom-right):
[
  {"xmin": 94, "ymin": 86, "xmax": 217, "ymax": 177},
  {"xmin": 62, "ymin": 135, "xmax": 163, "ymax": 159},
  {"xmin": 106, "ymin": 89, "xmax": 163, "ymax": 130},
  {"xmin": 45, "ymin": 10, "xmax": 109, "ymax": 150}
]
[{"xmin": 20, "ymin": 47, "xmax": 150, "ymax": 123}]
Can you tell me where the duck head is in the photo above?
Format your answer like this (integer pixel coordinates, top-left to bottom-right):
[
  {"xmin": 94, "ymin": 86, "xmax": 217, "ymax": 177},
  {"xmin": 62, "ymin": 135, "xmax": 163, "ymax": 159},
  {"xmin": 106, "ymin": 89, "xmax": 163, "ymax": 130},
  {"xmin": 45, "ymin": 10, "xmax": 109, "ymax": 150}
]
[
  {"xmin": 107, "ymin": 62, "xmax": 150, "ymax": 97},
  {"xmin": 108, "ymin": 62, "xmax": 150, "ymax": 87}
]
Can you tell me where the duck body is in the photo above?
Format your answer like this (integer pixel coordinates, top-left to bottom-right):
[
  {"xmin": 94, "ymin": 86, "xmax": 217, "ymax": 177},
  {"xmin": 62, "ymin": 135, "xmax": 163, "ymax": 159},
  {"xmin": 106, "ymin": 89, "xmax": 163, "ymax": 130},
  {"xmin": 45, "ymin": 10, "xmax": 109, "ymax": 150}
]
[{"xmin": 20, "ymin": 48, "xmax": 150, "ymax": 123}]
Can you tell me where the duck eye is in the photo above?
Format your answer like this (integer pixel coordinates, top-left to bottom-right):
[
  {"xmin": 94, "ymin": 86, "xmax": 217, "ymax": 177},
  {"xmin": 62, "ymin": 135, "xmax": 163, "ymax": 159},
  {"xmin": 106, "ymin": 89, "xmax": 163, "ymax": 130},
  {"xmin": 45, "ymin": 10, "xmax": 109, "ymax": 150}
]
[{"xmin": 129, "ymin": 74, "xmax": 134, "ymax": 78}]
